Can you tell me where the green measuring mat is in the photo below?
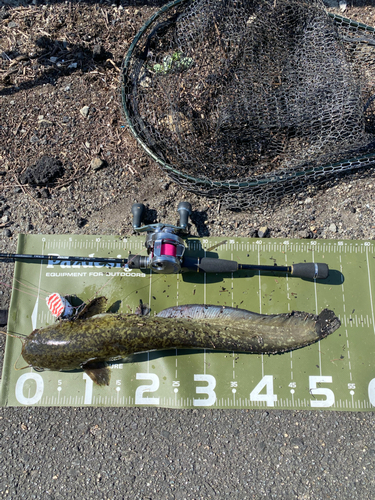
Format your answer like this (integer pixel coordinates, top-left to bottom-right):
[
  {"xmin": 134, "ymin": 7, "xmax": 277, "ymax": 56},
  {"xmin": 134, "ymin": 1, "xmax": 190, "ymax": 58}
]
[{"xmin": 1, "ymin": 234, "xmax": 375, "ymax": 410}]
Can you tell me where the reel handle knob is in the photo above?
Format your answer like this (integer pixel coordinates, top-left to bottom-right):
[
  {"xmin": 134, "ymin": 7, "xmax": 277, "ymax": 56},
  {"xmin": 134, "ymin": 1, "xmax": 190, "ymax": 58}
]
[
  {"xmin": 177, "ymin": 202, "xmax": 192, "ymax": 231},
  {"xmin": 131, "ymin": 203, "xmax": 146, "ymax": 229}
]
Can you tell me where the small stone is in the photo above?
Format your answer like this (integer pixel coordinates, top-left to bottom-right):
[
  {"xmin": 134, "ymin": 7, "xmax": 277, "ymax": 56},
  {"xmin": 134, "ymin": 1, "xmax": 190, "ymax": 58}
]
[
  {"xmin": 290, "ymin": 438, "xmax": 304, "ymax": 448},
  {"xmin": 90, "ymin": 157, "xmax": 105, "ymax": 171},
  {"xmin": 8, "ymin": 21, "xmax": 18, "ymax": 28},
  {"xmin": 50, "ymin": 56, "xmax": 58, "ymax": 63},
  {"xmin": 304, "ymin": 197, "xmax": 312, "ymax": 205},
  {"xmin": 40, "ymin": 188, "xmax": 50, "ymax": 199},
  {"xmin": 92, "ymin": 44, "xmax": 105, "ymax": 61},
  {"xmin": 161, "ymin": 430, "xmax": 171, "ymax": 440},
  {"xmin": 258, "ymin": 441, "xmax": 266, "ymax": 453},
  {"xmin": 298, "ymin": 229, "xmax": 310, "ymax": 239},
  {"xmin": 67, "ymin": 63, "xmax": 77, "ymax": 69},
  {"xmin": 80, "ymin": 106, "xmax": 90, "ymax": 118},
  {"xmin": 30, "ymin": 135, "xmax": 39, "ymax": 144},
  {"xmin": 76, "ymin": 217, "xmax": 88, "ymax": 228},
  {"xmin": 3, "ymin": 229, "xmax": 12, "ymax": 237},
  {"xmin": 328, "ymin": 223, "xmax": 337, "ymax": 233},
  {"xmin": 339, "ymin": 0, "xmax": 347, "ymax": 12},
  {"xmin": 258, "ymin": 226, "xmax": 269, "ymax": 238},
  {"xmin": 1, "ymin": 215, "xmax": 9, "ymax": 223}
]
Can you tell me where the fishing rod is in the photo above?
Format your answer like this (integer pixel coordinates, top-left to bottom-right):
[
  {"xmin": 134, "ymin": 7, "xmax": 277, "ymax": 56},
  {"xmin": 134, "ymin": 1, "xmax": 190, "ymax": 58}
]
[
  {"xmin": 0, "ymin": 203, "xmax": 329, "ymax": 280},
  {"xmin": 0, "ymin": 252, "xmax": 328, "ymax": 279}
]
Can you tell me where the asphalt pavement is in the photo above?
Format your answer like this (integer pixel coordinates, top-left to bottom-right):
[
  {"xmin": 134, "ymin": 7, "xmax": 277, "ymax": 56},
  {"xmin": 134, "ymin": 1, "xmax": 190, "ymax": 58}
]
[{"xmin": 0, "ymin": 405, "xmax": 374, "ymax": 499}]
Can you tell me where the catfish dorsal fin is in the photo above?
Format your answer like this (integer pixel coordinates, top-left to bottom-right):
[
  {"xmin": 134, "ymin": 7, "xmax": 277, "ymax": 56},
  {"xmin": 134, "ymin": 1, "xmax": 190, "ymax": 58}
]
[
  {"xmin": 82, "ymin": 362, "xmax": 111, "ymax": 386},
  {"xmin": 77, "ymin": 297, "xmax": 108, "ymax": 319}
]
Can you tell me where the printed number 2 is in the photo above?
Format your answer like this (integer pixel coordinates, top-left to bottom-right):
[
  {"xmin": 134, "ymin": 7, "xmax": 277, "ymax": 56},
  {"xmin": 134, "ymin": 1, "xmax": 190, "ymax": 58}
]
[
  {"xmin": 135, "ymin": 373, "xmax": 160, "ymax": 405},
  {"xmin": 193, "ymin": 374, "xmax": 216, "ymax": 407},
  {"xmin": 250, "ymin": 375, "xmax": 277, "ymax": 407},
  {"xmin": 309, "ymin": 376, "xmax": 335, "ymax": 407}
]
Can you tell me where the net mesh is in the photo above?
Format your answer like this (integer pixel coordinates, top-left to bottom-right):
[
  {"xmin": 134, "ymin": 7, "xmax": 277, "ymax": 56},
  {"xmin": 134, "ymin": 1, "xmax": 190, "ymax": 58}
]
[{"xmin": 121, "ymin": 0, "xmax": 375, "ymax": 208}]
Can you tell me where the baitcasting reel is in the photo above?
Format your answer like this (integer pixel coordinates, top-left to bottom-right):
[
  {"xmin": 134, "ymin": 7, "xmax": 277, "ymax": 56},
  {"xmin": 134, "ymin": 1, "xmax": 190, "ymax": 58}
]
[{"xmin": 127, "ymin": 202, "xmax": 192, "ymax": 274}]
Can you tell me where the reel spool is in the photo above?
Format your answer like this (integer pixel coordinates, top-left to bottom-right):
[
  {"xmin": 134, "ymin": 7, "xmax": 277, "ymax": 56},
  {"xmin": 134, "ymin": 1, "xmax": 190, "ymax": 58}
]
[{"xmin": 128, "ymin": 201, "xmax": 192, "ymax": 274}]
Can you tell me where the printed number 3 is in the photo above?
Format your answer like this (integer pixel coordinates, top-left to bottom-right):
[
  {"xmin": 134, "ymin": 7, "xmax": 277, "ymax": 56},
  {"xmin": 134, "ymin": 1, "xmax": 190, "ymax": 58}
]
[{"xmin": 193, "ymin": 374, "xmax": 216, "ymax": 407}]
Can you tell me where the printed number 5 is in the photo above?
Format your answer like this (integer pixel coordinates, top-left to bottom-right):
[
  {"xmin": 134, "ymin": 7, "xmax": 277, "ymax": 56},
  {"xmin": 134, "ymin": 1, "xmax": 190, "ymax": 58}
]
[{"xmin": 309, "ymin": 376, "xmax": 335, "ymax": 407}]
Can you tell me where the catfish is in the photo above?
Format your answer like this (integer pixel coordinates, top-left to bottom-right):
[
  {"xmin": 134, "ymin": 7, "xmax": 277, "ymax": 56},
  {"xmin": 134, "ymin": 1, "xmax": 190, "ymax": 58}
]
[{"xmin": 21, "ymin": 297, "xmax": 341, "ymax": 385}]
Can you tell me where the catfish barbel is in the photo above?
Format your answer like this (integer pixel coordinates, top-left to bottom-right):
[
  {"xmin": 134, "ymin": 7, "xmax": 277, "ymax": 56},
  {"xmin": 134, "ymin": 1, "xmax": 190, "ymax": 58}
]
[{"xmin": 20, "ymin": 298, "xmax": 341, "ymax": 385}]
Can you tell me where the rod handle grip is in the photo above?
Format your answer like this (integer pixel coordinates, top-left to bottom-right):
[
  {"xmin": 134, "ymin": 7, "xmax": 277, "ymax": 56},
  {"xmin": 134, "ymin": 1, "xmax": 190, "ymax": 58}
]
[
  {"xmin": 197, "ymin": 257, "xmax": 238, "ymax": 273},
  {"xmin": 291, "ymin": 263, "xmax": 329, "ymax": 280}
]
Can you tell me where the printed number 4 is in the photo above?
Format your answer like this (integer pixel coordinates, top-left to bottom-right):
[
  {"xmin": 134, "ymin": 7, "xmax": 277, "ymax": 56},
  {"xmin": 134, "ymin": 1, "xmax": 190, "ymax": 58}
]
[{"xmin": 250, "ymin": 375, "xmax": 277, "ymax": 407}]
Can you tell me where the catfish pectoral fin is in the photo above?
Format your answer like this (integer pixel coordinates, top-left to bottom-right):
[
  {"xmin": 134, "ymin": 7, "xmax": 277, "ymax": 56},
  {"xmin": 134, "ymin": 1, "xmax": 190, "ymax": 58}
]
[
  {"xmin": 82, "ymin": 362, "xmax": 111, "ymax": 386},
  {"xmin": 78, "ymin": 297, "xmax": 108, "ymax": 320}
]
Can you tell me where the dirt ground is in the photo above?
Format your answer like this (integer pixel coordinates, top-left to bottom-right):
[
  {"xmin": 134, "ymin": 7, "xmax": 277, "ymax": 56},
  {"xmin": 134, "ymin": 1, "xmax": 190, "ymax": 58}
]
[{"xmin": 1, "ymin": 0, "xmax": 375, "ymax": 312}]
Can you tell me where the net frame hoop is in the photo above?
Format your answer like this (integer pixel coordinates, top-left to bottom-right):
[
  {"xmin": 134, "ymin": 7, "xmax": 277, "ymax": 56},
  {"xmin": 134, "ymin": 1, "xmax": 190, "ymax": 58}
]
[{"xmin": 121, "ymin": 2, "xmax": 375, "ymax": 191}]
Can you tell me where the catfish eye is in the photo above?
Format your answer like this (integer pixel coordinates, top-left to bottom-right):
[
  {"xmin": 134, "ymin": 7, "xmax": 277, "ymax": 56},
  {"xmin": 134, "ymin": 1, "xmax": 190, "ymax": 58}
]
[{"xmin": 33, "ymin": 367, "xmax": 45, "ymax": 372}]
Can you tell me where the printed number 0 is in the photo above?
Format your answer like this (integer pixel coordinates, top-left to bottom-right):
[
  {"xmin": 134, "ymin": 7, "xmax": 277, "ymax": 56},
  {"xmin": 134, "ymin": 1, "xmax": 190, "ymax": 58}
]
[
  {"xmin": 135, "ymin": 373, "xmax": 160, "ymax": 405},
  {"xmin": 193, "ymin": 374, "xmax": 216, "ymax": 407},
  {"xmin": 309, "ymin": 376, "xmax": 335, "ymax": 407},
  {"xmin": 368, "ymin": 378, "xmax": 375, "ymax": 406},
  {"xmin": 15, "ymin": 373, "xmax": 44, "ymax": 405}
]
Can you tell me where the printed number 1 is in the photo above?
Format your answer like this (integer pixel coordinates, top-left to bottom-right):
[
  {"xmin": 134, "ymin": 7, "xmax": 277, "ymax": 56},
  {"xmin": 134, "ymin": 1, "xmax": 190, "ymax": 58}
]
[{"xmin": 83, "ymin": 373, "xmax": 93, "ymax": 405}]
